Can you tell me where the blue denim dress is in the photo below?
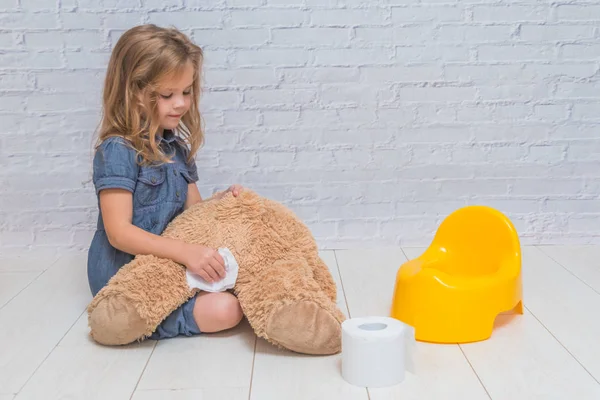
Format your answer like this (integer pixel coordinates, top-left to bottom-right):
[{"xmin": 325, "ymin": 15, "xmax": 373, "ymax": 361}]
[{"xmin": 87, "ymin": 130, "xmax": 201, "ymax": 339}]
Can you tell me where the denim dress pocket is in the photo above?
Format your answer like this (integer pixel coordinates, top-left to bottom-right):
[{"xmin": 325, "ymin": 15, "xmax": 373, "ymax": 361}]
[{"xmin": 135, "ymin": 166, "xmax": 167, "ymax": 206}]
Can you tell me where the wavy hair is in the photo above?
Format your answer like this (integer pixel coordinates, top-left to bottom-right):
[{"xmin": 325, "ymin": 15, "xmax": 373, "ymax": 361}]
[{"xmin": 97, "ymin": 24, "xmax": 204, "ymax": 165}]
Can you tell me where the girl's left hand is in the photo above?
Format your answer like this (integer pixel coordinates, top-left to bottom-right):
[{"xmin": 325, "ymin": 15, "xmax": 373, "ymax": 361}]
[
  {"xmin": 226, "ymin": 184, "xmax": 244, "ymax": 197},
  {"xmin": 215, "ymin": 184, "xmax": 244, "ymax": 199}
]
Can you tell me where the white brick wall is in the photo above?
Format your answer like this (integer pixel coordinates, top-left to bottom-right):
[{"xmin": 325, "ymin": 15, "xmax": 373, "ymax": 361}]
[{"xmin": 1, "ymin": 0, "xmax": 599, "ymax": 255}]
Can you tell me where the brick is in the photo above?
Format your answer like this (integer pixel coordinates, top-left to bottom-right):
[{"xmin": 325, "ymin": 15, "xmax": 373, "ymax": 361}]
[
  {"xmin": 271, "ymin": 28, "xmax": 350, "ymax": 46},
  {"xmin": 258, "ymin": 152, "xmax": 295, "ymax": 167},
  {"xmin": 78, "ymin": 0, "xmax": 139, "ymax": 8},
  {"xmin": 528, "ymin": 144, "xmax": 566, "ymax": 162},
  {"xmin": 311, "ymin": 9, "xmax": 388, "ymax": 27},
  {"xmin": 479, "ymin": 84, "xmax": 548, "ymax": 102},
  {"xmin": 0, "ymin": 32, "xmax": 14, "ymax": 47},
  {"xmin": 559, "ymin": 44, "xmax": 600, "ymax": 61},
  {"xmin": 308, "ymin": 221, "xmax": 337, "ymax": 238},
  {"xmin": 219, "ymin": 151, "xmax": 256, "ymax": 168},
  {"xmin": 26, "ymin": 94, "xmax": 99, "ymax": 112},
  {"xmin": 361, "ymin": 65, "xmax": 443, "ymax": 83},
  {"xmin": 35, "ymin": 70, "xmax": 104, "ymax": 92},
  {"xmin": 233, "ymin": 49, "xmax": 309, "ymax": 67},
  {"xmin": 555, "ymin": 82, "xmax": 600, "ymax": 99},
  {"xmin": 391, "ymin": 6, "xmax": 463, "ymax": 22},
  {"xmin": 533, "ymin": 104, "xmax": 567, "ymax": 122},
  {"xmin": 205, "ymin": 68, "xmax": 278, "ymax": 87},
  {"xmin": 354, "ymin": 28, "xmax": 394, "ymax": 44},
  {"xmin": 223, "ymin": 110, "xmax": 260, "ymax": 126},
  {"xmin": 104, "ymin": 12, "xmax": 145, "ymax": 29},
  {"xmin": 339, "ymin": 220, "xmax": 379, "ymax": 237},
  {"xmin": 334, "ymin": 149, "xmax": 372, "ymax": 165},
  {"xmin": 568, "ymin": 141, "xmax": 600, "ymax": 161},
  {"xmin": 0, "ymin": 73, "xmax": 32, "ymax": 90},
  {"xmin": 279, "ymin": 67, "xmax": 359, "ymax": 84},
  {"xmin": 512, "ymin": 179, "xmax": 583, "ymax": 196},
  {"xmin": 398, "ymin": 86, "xmax": 477, "ymax": 103},
  {"xmin": 569, "ymin": 216, "xmax": 600, "ymax": 233},
  {"xmin": 295, "ymin": 151, "xmax": 335, "ymax": 167},
  {"xmin": 0, "ymin": 51, "xmax": 63, "ymax": 69},
  {"xmin": 262, "ymin": 111, "xmax": 299, "ymax": 125},
  {"xmin": 199, "ymin": 91, "xmax": 241, "ymax": 111},
  {"xmin": 472, "ymin": 5, "xmax": 549, "ymax": 22},
  {"xmin": 0, "ymin": 12, "xmax": 59, "ymax": 28},
  {"xmin": 519, "ymin": 25, "xmax": 595, "ymax": 42},
  {"xmin": 230, "ymin": 9, "xmax": 306, "ymax": 27},
  {"xmin": 556, "ymin": 5, "xmax": 600, "ymax": 21},
  {"xmin": 193, "ymin": 29, "xmax": 268, "ymax": 47},
  {"xmin": 149, "ymin": 11, "xmax": 223, "ymax": 29},
  {"xmin": 61, "ymin": 12, "xmax": 103, "ymax": 29},
  {"xmin": 65, "ymin": 51, "xmax": 110, "ymax": 69},
  {"xmin": 243, "ymin": 89, "xmax": 316, "ymax": 108},
  {"xmin": 477, "ymin": 44, "xmax": 553, "ymax": 61},
  {"xmin": 572, "ymin": 103, "xmax": 600, "ymax": 121},
  {"xmin": 437, "ymin": 25, "xmax": 513, "ymax": 43},
  {"xmin": 314, "ymin": 48, "xmax": 392, "ymax": 66},
  {"xmin": 396, "ymin": 45, "xmax": 469, "ymax": 62},
  {"xmin": 203, "ymin": 50, "xmax": 229, "ymax": 68},
  {"xmin": 320, "ymin": 84, "xmax": 377, "ymax": 106}
]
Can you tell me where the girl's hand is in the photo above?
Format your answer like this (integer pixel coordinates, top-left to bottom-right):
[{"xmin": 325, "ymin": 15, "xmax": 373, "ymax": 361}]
[
  {"xmin": 227, "ymin": 184, "xmax": 244, "ymax": 197},
  {"xmin": 182, "ymin": 244, "xmax": 226, "ymax": 283},
  {"xmin": 214, "ymin": 184, "xmax": 244, "ymax": 200}
]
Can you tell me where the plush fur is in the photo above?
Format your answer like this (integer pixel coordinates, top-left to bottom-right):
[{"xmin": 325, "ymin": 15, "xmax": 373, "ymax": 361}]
[{"xmin": 87, "ymin": 190, "xmax": 346, "ymax": 355}]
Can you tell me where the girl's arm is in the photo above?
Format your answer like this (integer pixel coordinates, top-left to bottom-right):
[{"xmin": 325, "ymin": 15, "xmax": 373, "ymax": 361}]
[
  {"xmin": 99, "ymin": 188, "xmax": 225, "ymax": 282},
  {"xmin": 184, "ymin": 183, "xmax": 203, "ymax": 210}
]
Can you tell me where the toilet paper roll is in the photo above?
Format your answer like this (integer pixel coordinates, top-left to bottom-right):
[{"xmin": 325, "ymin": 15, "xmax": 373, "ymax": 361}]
[{"xmin": 341, "ymin": 316, "xmax": 414, "ymax": 388}]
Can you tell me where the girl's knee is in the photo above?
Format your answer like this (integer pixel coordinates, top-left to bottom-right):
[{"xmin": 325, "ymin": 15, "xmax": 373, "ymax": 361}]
[
  {"xmin": 215, "ymin": 293, "xmax": 243, "ymax": 327},
  {"xmin": 194, "ymin": 292, "xmax": 243, "ymax": 332}
]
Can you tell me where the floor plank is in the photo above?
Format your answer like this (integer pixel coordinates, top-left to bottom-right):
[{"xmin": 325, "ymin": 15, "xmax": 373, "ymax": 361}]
[
  {"xmin": 0, "ymin": 253, "xmax": 91, "ymax": 394},
  {"xmin": 517, "ymin": 246, "xmax": 600, "ymax": 382},
  {"xmin": 460, "ymin": 312, "xmax": 600, "ymax": 400},
  {"xmin": 0, "ymin": 253, "xmax": 60, "ymax": 272},
  {"xmin": 132, "ymin": 388, "xmax": 248, "ymax": 400},
  {"xmin": 336, "ymin": 248, "xmax": 489, "ymax": 399},
  {"xmin": 403, "ymin": 246, "xmax": 600, "ymax": 399},
  {"xmin": 136, "ymin": 320, "xmax": 255, "ymax": 392},
  {"xmin": 16, "ymin": 316, "xmax": 155, "ymax": 400},
  {"xmin": 0, "ymin": 272, "xmax": 41, "ymax": 309},
  {"xmin": 249, "ymin": 251, "xmax": 367, "ymax": 400},
  {"xmin": 320, "ymin": 250, "xmax": 350, "ymax": 317},
  {"xmin": 537, "ymin": 245, "xmax": 600, "ymax": 293}
]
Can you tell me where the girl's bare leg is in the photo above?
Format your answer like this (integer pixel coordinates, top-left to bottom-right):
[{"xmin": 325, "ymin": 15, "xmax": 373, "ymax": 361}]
[{"xmin": 192, "ymin": 291, "xmax": 243, "ymax": 332}]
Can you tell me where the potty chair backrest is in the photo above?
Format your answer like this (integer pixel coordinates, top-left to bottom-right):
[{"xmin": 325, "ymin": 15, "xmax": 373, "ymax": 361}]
[{"xmin": 427, "ymin": 206, "xmax": 521, "ymax": 277}]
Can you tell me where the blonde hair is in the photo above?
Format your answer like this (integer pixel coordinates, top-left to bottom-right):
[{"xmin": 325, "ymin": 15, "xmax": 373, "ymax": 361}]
[{"xmin": 97, "ymin": 24, "xmax": 204, "ymax": 165}]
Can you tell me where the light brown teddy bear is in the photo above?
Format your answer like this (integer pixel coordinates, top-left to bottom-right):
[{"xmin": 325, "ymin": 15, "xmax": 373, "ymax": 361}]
[{"xmin": 87, "ymin": 189, "xmax": 346, "ymax": 355}]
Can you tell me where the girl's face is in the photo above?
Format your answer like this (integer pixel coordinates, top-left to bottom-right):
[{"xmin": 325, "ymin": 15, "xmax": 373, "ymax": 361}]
[{"xmin": 155, "ymin": 61, "xmax": 194, "ymax": 132}]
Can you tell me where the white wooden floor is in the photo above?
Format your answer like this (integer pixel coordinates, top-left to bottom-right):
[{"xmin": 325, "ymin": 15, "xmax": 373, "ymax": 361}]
[{"xmin": 1, "ymin": 246, "xmax": 600, "ymax": 399}]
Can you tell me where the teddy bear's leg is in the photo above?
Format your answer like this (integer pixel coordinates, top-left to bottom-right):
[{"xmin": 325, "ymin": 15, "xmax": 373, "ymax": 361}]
[
  {"xmin": 236, "ymin": 259, "xmax": 345, "ymax": 355},
  {"xmin": 307, "ymin": 254, "xmax": 338, "ymax": 303},
  {"xmin": 87, "ymin": 255, "xmax": 194, "ymax": 345},
  {"xmin": 88, "ymin": 294, "xmax": 148, "ymax": 345}
]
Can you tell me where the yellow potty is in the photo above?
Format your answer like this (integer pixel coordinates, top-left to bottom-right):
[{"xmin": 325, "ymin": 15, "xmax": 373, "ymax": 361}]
[{"xmin": 391, "ymin": 206, "xmax": 523, "ymax": 343}]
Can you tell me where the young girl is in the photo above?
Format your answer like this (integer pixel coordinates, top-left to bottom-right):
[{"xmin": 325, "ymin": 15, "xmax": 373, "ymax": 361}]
[{"xmin": 87, "ymin": 24, "xmax": 244, "ymax": 340}]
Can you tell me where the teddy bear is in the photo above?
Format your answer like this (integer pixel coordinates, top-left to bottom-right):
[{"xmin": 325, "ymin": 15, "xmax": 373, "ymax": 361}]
[{"xmin": 87, "ymin": 189, "xmax": 346, "ymax": 355}]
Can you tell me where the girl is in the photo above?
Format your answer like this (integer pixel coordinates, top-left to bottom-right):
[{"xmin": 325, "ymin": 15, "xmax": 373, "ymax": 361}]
[{"xmin": 87, "ymin": 24, "xmax": 244, "ymax": 340}]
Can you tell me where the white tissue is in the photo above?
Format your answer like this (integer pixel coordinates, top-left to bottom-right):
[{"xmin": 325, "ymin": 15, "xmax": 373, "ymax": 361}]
[
  {"xmin": 341, "ymin": 316, "xmax": 415, "ymax": 388},
  {"xmin": 185, "ymin": 247, "xmax": 239, "ymax": 293}
]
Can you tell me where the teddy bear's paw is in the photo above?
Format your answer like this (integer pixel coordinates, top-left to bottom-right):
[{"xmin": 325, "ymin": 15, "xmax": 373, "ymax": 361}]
[
  {"xmin": 266, "ymin": 300, "xmax": 342, "ymax": 355},
  {"xmin": 88, "ymin": 294, "xmax": 149, "ymax": 346}
]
